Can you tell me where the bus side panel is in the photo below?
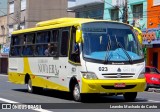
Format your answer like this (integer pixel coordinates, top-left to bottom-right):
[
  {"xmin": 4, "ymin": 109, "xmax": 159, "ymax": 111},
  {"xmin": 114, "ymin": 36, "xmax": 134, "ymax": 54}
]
[
  {"xmin": 67, "ymin": 62, "xmax": 82, "ymax": 91},
  {"xmin": 8, "ymin": 58, "xmax": 25, "ymax": 84},
  {"xmin": 27, "ymin": 57, "xmax": 69, "ymax": 92}
]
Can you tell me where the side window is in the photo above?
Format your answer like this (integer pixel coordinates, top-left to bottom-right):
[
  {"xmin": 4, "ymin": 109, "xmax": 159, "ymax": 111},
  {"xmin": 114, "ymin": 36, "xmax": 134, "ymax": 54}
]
[
  {"xmin": 12, "ymin": 35, "xmax": 24, "ymax": 45},
  {"xmin": 35, "ymin": 44, "xmax": 47, "ymax": 56},
  {"xmin": 22, "ymin": 33, "xmax": 35, "ymax": 56},
  {"xmin": 25, "ymin": 33, "xmax": 35, "ymax": 44},
  {"xmin": 13, "ymin": 36, "xmax": 20, "ymax": 45},
  {"xmin": 48, "ymin": 30, "xmax": 59, "ymax": 56},
  {"xmin": 51, "ymin": 30, "xmax": 58, "ymax": 42},
  {"xmin": 35, "ymin": 31, "xmax": 51, "ymax": 56},
  {"xmin": 60, "ymin": 29, "xmax": 69, "ymax": 56},
  {"xmin": 36, "ymin": 31, "xmax": 50, "ymax": 43},
  {"xmin": 22, "ymin": 45, "xmax": 34, "ymax": 56},
  {"xmin": 10, "ymin": 46, "xmax": 21, "ymax": 56},
  {"xmin": 10, "ymin": 35, "xmax": 24, "ymax": 57},
  {"xmin": 11, "ymin": 36, "xmax": 16, "ymax": 46}
]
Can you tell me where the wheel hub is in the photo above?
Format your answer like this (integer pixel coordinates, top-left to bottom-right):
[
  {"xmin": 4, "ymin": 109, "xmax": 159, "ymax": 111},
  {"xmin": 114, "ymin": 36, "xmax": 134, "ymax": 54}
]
[{"xmin": 73, "ymin": 86, "xmax": 80, "ymax": 100}]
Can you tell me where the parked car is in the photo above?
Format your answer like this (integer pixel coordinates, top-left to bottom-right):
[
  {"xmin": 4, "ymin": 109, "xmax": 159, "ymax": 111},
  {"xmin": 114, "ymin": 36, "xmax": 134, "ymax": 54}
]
[{"xmin": 145, "ymin": 66, "xmax": 160, "ymax": 91}]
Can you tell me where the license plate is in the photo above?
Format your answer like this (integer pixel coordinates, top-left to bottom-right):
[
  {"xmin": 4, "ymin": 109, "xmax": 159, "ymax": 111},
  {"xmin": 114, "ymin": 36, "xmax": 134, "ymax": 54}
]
[{"xmin": 114, "ymin": 83, "xmax": 126, "ymax": 88}]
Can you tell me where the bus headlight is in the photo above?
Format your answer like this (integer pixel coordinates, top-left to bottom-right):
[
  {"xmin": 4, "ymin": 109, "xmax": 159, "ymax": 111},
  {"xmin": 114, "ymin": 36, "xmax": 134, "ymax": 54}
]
[
  {"xmin": 82, "ymin": 72, "xmax": 98, "ymax": 79},
  {"xmin": 138, "ymin": 72, "xmax": 145, "ymax": 79}
]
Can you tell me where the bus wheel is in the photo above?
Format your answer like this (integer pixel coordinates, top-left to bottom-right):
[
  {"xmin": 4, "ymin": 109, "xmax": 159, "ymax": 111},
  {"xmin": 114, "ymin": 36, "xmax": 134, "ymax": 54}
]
[
  {"xmin": 27, "ymin": 79, "xmax": 33, "ymax": 93},
  {"xmin": 73, "ymin": 84, "xmax": 81, "ymax": 102},
  {"xmin": 123, "ymin": 92, "xmax": 137, "ymax": 102},
  {"xmin": 27, "ymin": 79, "xmax": 42, "ymax": 93}
]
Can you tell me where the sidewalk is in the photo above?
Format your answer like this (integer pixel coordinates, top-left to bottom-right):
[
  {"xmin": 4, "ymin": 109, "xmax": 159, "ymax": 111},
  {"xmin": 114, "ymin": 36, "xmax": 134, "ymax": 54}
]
[{"xmin": 0, "ymin": 74, "xmax": 8, "ymax": 76}]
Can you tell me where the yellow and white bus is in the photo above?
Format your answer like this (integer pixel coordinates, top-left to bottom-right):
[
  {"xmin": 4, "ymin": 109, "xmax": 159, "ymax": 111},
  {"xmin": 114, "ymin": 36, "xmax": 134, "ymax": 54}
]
[{"xmin": 8, "ymin": 18, "xmax": 146, "ymax": 102}]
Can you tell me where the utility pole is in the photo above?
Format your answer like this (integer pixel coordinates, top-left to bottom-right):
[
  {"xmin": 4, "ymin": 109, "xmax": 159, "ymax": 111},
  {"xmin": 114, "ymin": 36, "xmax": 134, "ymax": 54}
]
[
  {"xmin": 16, "ymin": 0, "xmax": 21, "ymax": 30},
  {"xmin": 16, "ymin": 10, "xmax": 21, "ymax": 30},
  {"xmin": 122, "ymin": 0, "xmax": 128, "ymax": 23}
]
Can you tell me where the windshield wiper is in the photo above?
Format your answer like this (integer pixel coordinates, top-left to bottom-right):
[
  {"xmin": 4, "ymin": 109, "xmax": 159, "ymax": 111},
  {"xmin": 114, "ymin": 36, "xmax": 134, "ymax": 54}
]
[
  {"xmin": 104, "ymin": 34, "xmax": 111, "ymax": 64},
  {"xmin": 114, "ymin": 35, "xmax": 133, "ymax": 64}
]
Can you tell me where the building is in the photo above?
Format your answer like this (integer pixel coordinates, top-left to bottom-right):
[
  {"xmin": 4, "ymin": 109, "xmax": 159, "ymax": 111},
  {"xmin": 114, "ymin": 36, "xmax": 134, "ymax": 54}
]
[
  {"xmin": 0, "ymin": 0, "xmax": 8, "ymax": 74},
  {"xmin": 67, "ymin": 0, "xmax": 76, "ymax": 17},
  {"xmin": 0, "ymin": 16, "xmax": 7, "ymax": 44},
  {"xmin": 147, "ymin": 0, "xmax": 160, "ymax": 28},
  {"xmin": 68, "ymin": 0, "xmax": 76, "ymax": 8},
  {"xmin": 8, "ymin": 0, "xmax": 70, "ymax": 35},
  {"xmin": 103, "ymin": 0, "xmax": 147, "ymax": 29},
  {"xmin": 142, "ymin": 0, "xmax": 160, "ymax": 69},
  {"xmin": 68, "ymin": 0, "xmax": 104, "ymax": 19},
  {"xmin": 0, "ymin": 0, "xmax": 7, "ymax": 45},
  {"xmin": 0, "ymin": 16, "xmax": 8, "ymax": 74}
]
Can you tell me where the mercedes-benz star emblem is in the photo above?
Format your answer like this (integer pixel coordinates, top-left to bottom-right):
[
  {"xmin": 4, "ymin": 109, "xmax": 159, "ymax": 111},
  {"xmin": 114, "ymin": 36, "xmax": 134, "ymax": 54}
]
[{"xmin": 117, "ymin": 73, "xmax": 121, "ymax": 78}]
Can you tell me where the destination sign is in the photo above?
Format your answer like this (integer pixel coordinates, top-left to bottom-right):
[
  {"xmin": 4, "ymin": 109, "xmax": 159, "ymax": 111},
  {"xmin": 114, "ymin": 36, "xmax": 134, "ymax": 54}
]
[{"xmin": 82, "ymin": 28, "xmax": 106, "ymax": 32}]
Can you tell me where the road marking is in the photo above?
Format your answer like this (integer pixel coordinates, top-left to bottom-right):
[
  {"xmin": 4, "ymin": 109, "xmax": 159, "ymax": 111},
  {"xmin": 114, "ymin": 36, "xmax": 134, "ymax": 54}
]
[
  {"xmin": 148, "ymin": 100, "xmax": 160, "ymax": 103},
  {"xmin": 0, "ymin": 98, "xmax": 18, "ymax": 103},
  {"xmin": 0, "ymin": 97, "xmax": 52, "ymax": 112}
]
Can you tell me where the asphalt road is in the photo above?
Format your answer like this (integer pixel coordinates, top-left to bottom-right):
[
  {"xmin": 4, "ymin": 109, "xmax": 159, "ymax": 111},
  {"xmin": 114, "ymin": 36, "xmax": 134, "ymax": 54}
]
[{"xmin": 0, "ymin": 74, "xmax": 160, "ymax": 112}]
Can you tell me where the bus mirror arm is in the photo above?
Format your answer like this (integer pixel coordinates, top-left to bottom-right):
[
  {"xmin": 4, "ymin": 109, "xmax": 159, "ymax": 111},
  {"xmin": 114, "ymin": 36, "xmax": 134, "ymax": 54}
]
[{"xmin": 76, "ymin": 29, "xmax": 82, "ymax": 43}]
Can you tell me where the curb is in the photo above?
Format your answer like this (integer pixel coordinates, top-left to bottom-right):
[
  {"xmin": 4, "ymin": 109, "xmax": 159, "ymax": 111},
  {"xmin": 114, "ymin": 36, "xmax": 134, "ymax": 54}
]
[{"xmin": 147, "ymin": 88, "xmax": 160, "ymax": 93}]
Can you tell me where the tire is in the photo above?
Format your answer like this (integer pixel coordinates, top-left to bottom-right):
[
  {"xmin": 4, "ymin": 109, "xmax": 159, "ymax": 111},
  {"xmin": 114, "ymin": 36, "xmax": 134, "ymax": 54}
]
[
  {"xmin": 27, "ymin": 79, "xmax": 42, "ymax": 93},
  {"xmin": 27, "ymin": 79, "xmax": 33, "ymax": 93},
  {"xmin": 72, "ymin": 84, "xmax": 82, "ymax": 102},
  {"xmin": 123, "ymin": 92, "xmax": 137, "ymax": 102}
]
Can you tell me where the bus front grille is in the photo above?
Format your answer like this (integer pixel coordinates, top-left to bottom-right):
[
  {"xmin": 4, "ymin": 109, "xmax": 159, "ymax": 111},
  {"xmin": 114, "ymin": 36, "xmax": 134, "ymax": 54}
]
[
  {"xmin": 102, "ymin": 73, "xmax": 135, "ymax": 78},
  {"xmin": 101, "ymin": 85, "xmax": 136, "ymax": 89}
]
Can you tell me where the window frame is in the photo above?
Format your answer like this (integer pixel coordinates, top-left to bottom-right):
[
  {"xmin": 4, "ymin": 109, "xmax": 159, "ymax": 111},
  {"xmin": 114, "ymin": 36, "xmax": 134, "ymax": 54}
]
[
  {"xmin": 21, "ymin": 0, "xmax": 27, "ymax": 11},
  {"xmin": 110, "ymin": 8, "xmax": 119, "ymax": 21},
  {"xmin": 9, "ymin": 1, "xmax": 14, "ymax": 14},
  {"xmin": 59, "ymin": 27, "xmax": 70, "ymax": 57},
  {"xmin": 132, "ymin": 4, "xmax": 143, "ymax": 19}
]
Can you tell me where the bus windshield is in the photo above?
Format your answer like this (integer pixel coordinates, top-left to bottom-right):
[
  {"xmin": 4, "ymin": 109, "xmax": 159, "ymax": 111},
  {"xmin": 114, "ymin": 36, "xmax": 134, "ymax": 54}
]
[{"xmin": 82, "ymin": 22, "xmax": 144, "ymax": 63}]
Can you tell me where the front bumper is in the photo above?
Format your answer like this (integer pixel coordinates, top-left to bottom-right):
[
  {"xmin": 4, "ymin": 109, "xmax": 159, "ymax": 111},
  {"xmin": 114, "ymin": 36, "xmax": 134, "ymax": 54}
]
[
  {"xmin": 147, "ymin": 84, "xmax": 160, "ymax": 88},
  {"xmin": 81, "ymin": 78, "xmax": 146, "ymax": 93}
]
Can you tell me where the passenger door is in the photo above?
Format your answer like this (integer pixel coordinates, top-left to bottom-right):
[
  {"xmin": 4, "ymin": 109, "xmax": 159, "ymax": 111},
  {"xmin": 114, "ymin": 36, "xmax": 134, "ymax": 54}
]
[{"xmin": 57, "ymin": 27, "xmax": 70, "ymax": 87}]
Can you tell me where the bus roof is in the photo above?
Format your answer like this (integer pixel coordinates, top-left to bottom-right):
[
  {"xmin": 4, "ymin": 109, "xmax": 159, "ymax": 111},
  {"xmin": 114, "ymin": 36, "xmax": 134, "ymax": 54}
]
[
  {"xmin": 11, "ymin": 17, "xmax": 130, "ymax": 35},
  {"xmin": 36, "ymin": 17, "xmax": 94, "ymax": 27}
]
